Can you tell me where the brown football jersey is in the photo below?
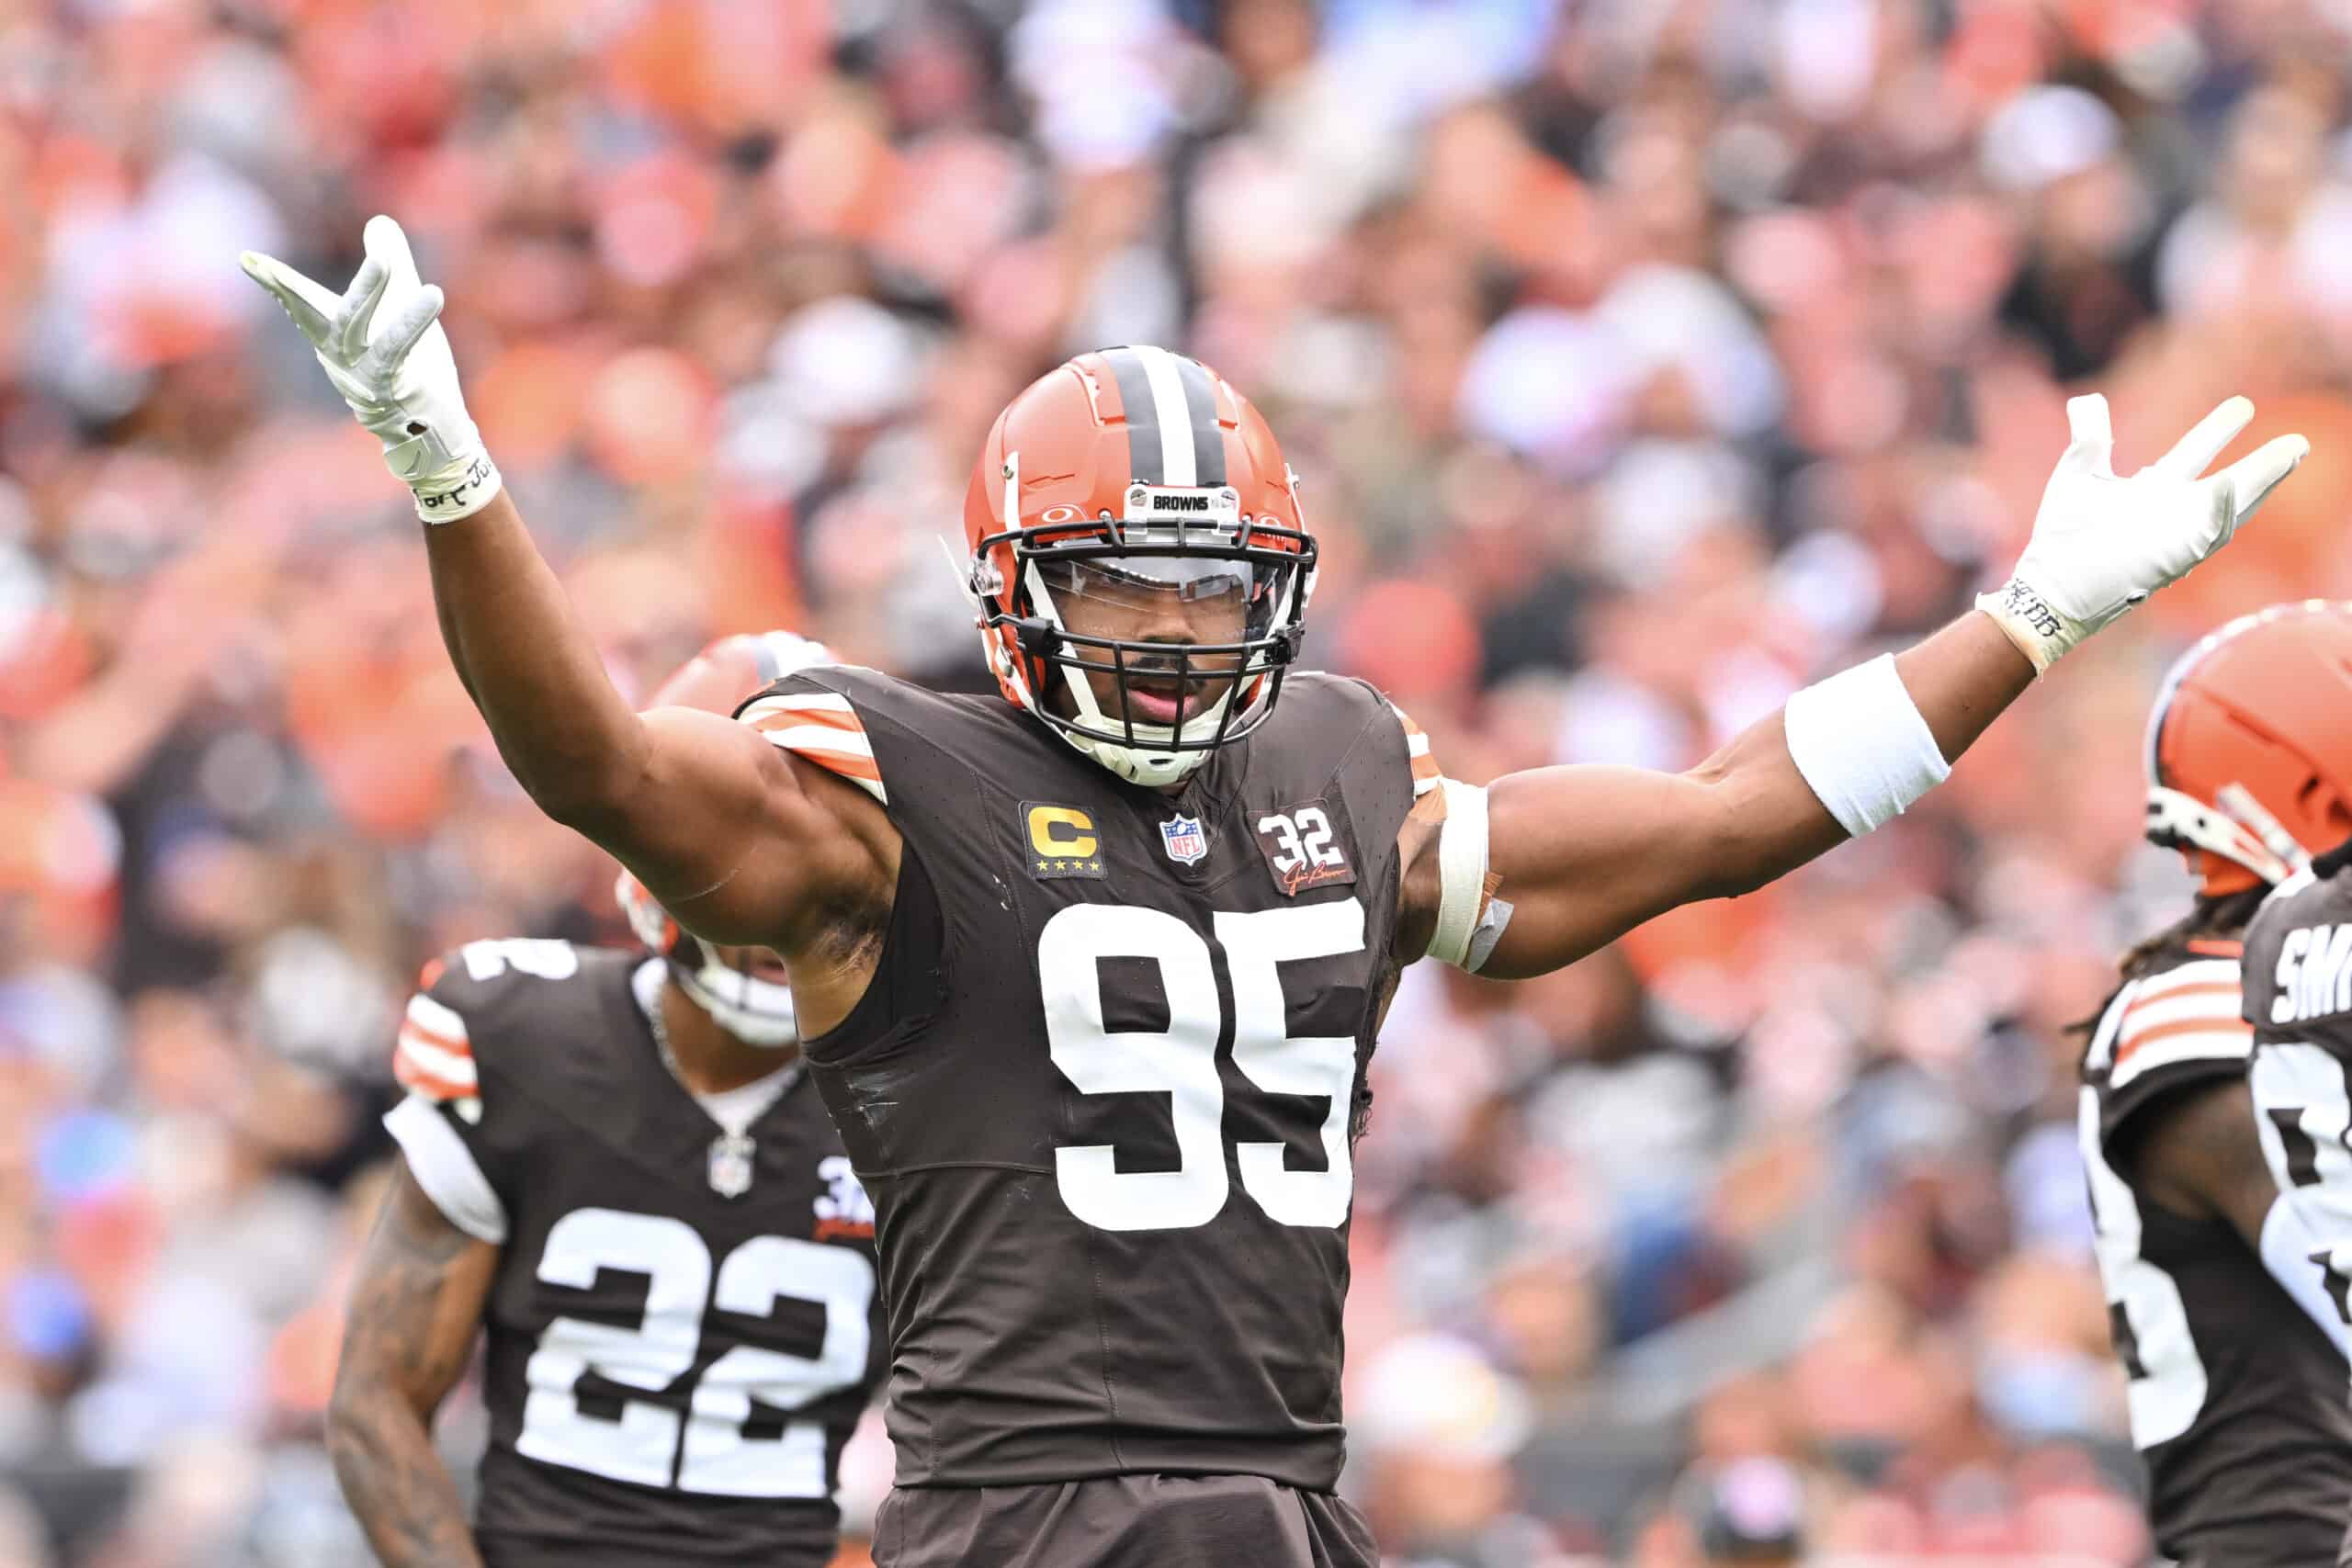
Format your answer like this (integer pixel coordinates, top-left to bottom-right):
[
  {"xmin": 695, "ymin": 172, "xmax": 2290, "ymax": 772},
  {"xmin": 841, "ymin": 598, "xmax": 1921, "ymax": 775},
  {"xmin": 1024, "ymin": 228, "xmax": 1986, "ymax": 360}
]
[
  {"xmin": 383, "ymin": 942, "xmax": 884, "ymax": 1568},
  {"xmin": 2081, "ymin": 936, "xmax": 2352, "ymax": 1568},
  {"xmin": 739, "ymin": 666, "xmax": 1430, "ymax": 1491}
]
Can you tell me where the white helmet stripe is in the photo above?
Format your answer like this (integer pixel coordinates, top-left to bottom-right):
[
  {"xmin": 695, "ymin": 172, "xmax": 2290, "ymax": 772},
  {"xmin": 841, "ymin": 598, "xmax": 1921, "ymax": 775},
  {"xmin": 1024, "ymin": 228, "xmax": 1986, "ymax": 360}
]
[{"xmin": 1130, "ymin": 345, "xmax": 1198, "ymax": 487}]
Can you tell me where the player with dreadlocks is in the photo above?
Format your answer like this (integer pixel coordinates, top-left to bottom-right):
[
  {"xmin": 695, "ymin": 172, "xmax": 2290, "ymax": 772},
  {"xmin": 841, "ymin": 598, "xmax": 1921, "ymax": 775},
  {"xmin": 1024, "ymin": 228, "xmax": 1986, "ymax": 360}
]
[{"xmin": 2077, "ymin": 602, "xmax": 2352, "ymax": 1568}]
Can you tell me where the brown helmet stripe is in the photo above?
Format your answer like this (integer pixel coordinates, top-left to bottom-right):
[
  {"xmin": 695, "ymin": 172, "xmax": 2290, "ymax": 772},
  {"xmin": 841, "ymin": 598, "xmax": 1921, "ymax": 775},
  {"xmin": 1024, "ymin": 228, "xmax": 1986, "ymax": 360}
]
[
  {"xmin": 1100, "ymin": 345, "xmax": 1167, "ymax": 485},
  {"xmin": 1170, "ymin": 353, "xmax": 1227, "ymax": 487}
]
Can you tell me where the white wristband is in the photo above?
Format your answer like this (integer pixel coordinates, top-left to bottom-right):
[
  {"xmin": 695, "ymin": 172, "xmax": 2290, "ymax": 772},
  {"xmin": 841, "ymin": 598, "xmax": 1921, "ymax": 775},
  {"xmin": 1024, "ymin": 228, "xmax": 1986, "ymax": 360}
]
[{"xmin": 1782, "ymin": 654, "xmax": 1951, "ymax": 838}]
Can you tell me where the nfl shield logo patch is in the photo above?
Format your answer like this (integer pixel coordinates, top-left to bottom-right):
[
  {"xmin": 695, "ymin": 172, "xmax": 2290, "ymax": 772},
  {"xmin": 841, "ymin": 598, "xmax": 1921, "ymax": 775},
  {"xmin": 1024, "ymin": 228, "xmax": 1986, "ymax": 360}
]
[
  {"xmin": 707, "ymin": 1133, "xmax": 755, "ymax": 1199},
  {"xmin": 1159, "ymin": 814, "xmax": 1209, "ymax": 865}
]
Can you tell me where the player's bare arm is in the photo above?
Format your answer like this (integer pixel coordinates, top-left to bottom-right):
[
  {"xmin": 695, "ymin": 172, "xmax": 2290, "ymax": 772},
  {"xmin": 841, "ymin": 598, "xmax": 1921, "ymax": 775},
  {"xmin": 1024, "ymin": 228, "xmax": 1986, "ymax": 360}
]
[
  {"xmin": 328, "ymin": 1159, "xmax": 498, "ymax": 1568},
  {"xmin": 2121, "ymin": 1079, "xmax": 2279, "ymax": 1247},
  {"xmin": 419, "ymin": 493, "xmax": 899, "ymax": 1029},
  {"xmin": 1396, "ymin": 613, "xmax": 2028, "ymax": 974},
  {"xmin": 239, "ymin": 220, "xmax": 899, "ymax": 1018},
  {"xmin": 1399, "ymin": 394, "xmax": 2308, "ymax": 980}
]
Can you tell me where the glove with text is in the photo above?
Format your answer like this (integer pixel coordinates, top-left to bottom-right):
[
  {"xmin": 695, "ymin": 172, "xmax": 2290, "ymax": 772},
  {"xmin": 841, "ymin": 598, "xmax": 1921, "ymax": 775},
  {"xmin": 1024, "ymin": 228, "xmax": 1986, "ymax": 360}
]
[
  {"xmin": 1980, "ymin": 394, "xmax": 2307, "ymax": 672},
  {"xmin": 241, "ymin": 215, "xmax": 500, "ymax": 523}
]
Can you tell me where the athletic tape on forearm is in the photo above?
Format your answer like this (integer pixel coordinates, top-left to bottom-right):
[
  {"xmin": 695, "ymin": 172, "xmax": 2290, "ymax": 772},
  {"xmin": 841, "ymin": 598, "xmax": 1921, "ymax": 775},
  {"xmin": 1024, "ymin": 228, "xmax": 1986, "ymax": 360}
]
[
  {"xmin": 1973, "ymin": 578, "xmax": 2075, "ymax": 674},
  {"xmin": 410, "ymin": 453, "xmax": 503, "ymax": 524},
  {"xmin": 1781, "ymin": 654, "xmax": 1951, "ymax": 838},
  {"xmin": 1427, "ymin": 778, "xmax": 1510, "ymax": 972}
]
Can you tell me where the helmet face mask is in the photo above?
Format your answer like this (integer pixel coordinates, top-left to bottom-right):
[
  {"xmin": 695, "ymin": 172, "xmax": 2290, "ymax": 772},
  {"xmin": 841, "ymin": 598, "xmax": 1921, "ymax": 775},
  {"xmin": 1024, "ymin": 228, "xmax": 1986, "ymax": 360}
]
[
  {"xmin": 668, "ymin": 943, "xmax": 799, "ymax": 1049},
  {"xmin": 978, "ymin": 513, "xmax": 1314, "ymax": 786},
  {"xmin": 963, "ymin": 348, "xmax": 1318, "ymax": 788},
  {"xmin": 617, "ymin": 868, "xmax": 800, "ymax": 1048}
]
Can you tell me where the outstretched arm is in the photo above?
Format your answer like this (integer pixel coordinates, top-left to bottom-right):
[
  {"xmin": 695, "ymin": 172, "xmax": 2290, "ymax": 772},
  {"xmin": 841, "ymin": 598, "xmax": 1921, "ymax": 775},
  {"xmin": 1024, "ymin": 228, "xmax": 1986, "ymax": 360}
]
[
  {"xmin": 242, "ymin": 219, "xmax": 887, "ymax": 951},
  {"xmin": 1412, "ymin": 394, "xmax": 2307, "ymax": 980},
  {"xmin": 1474, "ymin": 612, "xmax": 2025, "ymax": 977},
  {"xmin": 327, "ymin": 1160, "xmax": 497, "ymax": 1568}
]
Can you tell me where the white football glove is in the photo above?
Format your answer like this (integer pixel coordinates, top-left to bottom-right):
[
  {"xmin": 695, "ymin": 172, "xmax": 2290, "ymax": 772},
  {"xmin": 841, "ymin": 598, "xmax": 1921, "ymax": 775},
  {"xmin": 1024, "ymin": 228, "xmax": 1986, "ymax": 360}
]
[
  {"xmin": 1980, "ymin": 394, "xmax": 2307, "ymax": 672},
  {"xmin": 240, "ymin": 216, "xmax": 501, "ymax": 523}
]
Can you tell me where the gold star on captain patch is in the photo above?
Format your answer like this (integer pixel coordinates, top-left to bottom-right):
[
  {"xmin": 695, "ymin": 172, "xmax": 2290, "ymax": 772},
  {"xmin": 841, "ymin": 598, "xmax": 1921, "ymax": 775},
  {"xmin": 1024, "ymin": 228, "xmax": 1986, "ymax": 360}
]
[{"xmin": 1036, "ymin": 859, "xmax": 1050, "ymax": 871}]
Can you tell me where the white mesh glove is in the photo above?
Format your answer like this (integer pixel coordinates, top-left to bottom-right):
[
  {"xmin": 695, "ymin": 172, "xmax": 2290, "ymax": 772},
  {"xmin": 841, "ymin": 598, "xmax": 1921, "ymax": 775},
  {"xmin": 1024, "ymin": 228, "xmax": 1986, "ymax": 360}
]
[
  {"xmin": 240, "ymin": 216, "xmax": 501, "ymax": 523},
  {"xmin": 1979, "ymin": 394, "xmax": 2307, "ymax": 672}
]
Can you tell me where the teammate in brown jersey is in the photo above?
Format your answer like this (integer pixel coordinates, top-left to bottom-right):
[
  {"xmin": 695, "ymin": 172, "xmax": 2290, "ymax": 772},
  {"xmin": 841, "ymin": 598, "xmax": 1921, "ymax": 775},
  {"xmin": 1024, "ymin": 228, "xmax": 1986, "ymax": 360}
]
[
  {"xmin": 2077, "ymin": 603, "xmax": 2352, "ymax": 1568},
  {"xmin": 327, "ymin": 633, "xmax": 885, "ymax": 1568},
  {"xmin": 249, "ymin": 217, "xmax": 2307, "ymax": 1566}
]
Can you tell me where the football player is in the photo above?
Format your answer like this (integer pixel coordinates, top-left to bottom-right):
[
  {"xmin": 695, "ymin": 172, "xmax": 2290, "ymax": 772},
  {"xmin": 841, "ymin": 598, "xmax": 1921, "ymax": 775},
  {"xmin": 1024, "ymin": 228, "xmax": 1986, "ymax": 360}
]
[
  {"xmin": 250, "ymin": 218, "xmax": 2306, "ymax": 1566},
  {"xmin": 2077, "ymin": 602, "xmax": 2352, "ymax": 1567},
  {"xmin": 325, "ymin": 631, "xmax": 884, "ymax": 1568}
]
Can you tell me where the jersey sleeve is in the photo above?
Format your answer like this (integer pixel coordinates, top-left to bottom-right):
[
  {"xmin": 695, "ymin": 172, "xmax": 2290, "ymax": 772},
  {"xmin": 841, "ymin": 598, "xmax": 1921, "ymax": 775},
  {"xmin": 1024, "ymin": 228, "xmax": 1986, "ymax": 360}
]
[
  {"xmin": 1386, "ymin": 704, "xmax": 1443, "ymax": 799},
  {"xmin": 2087, "ymin": 948, "xmax": 2255, "ymax": 1147},
  {"xmin": 380, "ymin": 956, "xmax": 511, "ymax": 1245},
  {"xmin": 736, "ymin": 673, "xmax": 888, "ymax": 804}
]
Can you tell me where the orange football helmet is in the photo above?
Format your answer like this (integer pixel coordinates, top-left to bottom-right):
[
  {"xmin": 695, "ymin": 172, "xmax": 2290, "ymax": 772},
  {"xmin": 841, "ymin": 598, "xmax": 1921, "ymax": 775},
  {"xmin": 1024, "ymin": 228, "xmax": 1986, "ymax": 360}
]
[
  {"xmin": 2145, "ymin": 601, "xmax": 2352, "ymax": 897},
  {"xmin": 613, "ymin": 629, "xmax": 831, "ymax": 1046},
  {"xmin": 961, "ymin": 345, "xmax": 1317, "ymax": 787}
]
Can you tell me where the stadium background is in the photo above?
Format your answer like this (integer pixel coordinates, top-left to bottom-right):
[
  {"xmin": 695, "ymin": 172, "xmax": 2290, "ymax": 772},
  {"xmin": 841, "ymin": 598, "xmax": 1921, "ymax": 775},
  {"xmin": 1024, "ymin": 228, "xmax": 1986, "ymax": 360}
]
[{"xmin": 5, "ymin": 0, "xmax": 2352, "ymax": 1562}]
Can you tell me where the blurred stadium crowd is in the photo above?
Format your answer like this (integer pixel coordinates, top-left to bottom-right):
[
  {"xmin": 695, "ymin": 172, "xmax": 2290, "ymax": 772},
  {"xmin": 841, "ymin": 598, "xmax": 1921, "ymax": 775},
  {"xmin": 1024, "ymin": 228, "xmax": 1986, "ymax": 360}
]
[{"xmin": 6, "ymin": 0, "xmax": 2352, "ymax": 1562}]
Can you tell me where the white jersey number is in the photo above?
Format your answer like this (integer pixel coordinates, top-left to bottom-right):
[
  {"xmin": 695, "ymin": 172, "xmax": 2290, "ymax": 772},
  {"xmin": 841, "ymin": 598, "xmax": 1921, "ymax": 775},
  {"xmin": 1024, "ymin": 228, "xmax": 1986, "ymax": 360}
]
[
  {"xmin": 459, "ymin": 938, "xmax": 580, "ymax": 983},
  {"xmin": 2250, "ymin": 1041, "xmax": 2352, "ymax": 1344},
  {"xmin": 2078, "ymin": 1087, "xmax": 2209, "ymax": 1448},
  {"xmin": 518, "ymin": 1208, "xmax": 874, "ymax": 1496},
  {"xmin": 1256, "ymin": 808, "xmax": 1344, "ymax": 876},
  {"xmin": 1040, "ymin": 897, "xmax": 1366, "ymax": 1233}
]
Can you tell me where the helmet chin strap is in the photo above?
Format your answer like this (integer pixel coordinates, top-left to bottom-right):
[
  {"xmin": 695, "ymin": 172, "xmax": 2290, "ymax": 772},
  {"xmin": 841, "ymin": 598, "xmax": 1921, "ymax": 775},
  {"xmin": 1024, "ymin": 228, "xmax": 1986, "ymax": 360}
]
[{"xmin": 672, "ymin": 957, "xmax": 800, "ymax": 1048}]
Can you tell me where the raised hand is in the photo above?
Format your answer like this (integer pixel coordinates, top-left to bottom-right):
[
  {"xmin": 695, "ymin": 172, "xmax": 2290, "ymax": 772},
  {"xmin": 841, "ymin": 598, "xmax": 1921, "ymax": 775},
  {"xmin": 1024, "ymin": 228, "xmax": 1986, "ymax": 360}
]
[
  {"xmin": 1980, "ymin": 393, "xmax": 2308, "ymax": 671},
  {"xmin": 242, "ymin": 216, "xmax": 501, "ymax": 522}
]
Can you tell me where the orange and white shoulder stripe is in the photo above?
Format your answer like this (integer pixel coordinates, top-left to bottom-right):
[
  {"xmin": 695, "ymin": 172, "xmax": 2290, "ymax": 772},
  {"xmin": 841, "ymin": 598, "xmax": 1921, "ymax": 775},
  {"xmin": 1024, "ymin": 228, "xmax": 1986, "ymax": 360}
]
[
  {"xmin": 395, "ymin": 991, "xmax": 483, "ymax": 1123},
  {"xmin": 2109, "ymin": 955, "xmax": 2252, "ymax": 1089},
  {"xmin": 1392, "ymin": 706, "xmax": 1442, "ymax": 798},
  {"xmin": 738, "ymin": 691, "xmax": 888, "ymax": 804}
]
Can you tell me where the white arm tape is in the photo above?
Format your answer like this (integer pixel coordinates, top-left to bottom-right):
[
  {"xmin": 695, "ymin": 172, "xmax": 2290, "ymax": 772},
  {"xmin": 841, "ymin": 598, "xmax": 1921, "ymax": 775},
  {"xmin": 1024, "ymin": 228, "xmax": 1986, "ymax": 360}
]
[
  {"xmin": 1781, "ymin": 653, "xmax": 1951, "ymax": 838},
  {"xmin": 1426, "ymin": 779, "xmax": 1511, "ymax": 972}
]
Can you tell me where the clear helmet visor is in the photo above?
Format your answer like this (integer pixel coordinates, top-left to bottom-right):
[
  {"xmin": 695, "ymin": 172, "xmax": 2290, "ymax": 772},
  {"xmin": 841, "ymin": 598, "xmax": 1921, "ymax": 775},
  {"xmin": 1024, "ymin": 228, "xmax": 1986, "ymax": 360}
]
[{"xmin": 1039, "ymin": 555, "xmax": 1270, "ymax": 638}]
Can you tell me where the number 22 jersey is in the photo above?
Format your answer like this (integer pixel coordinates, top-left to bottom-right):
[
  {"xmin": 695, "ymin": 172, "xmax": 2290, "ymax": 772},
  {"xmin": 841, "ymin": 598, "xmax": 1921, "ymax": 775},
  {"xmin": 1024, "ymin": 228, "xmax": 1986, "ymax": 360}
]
[
  {"xmin": 382, "ymin": 941, "xmax": 885, "ymax": 1567},
  {"xmin": 740, "ymin": 666, "xmax": 1438, "ymax": 1491}
]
